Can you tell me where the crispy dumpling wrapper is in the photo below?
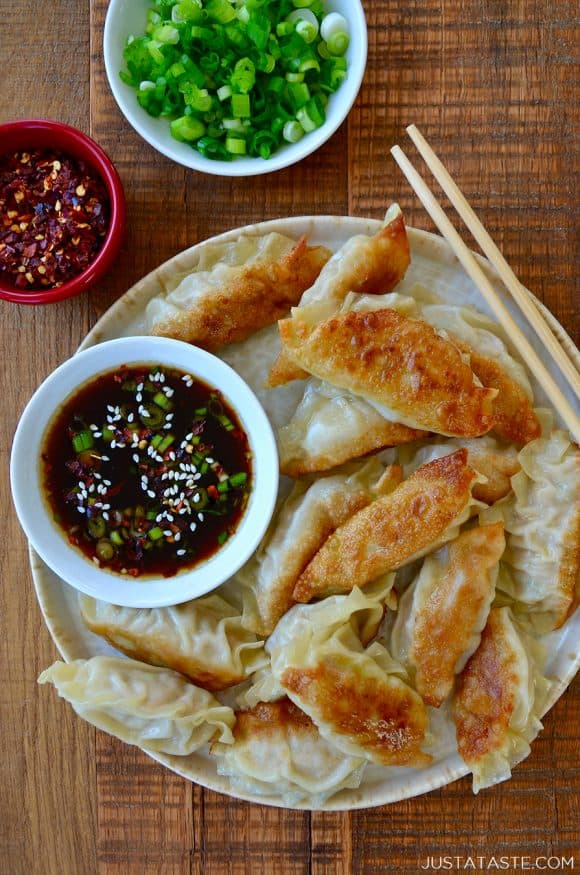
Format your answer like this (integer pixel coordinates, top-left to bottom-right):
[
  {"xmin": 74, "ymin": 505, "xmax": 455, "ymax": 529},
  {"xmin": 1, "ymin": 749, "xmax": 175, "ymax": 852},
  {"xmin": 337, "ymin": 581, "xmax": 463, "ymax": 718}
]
[
  {"xmin": 237, "ymin": 458, "xmax": 398, "ymax": 635},
  {"xmin": 79, "ymin": 593, "xmax": 267, "ymax": 692},
  {"xmin": 452, "ymin": 607, "xmax": 551, "ymax": 793},
  {"xmin": 480, "ymin": 426, "xmax": 580, "ymax": 631},
  {"xmin": 145, "ymin": 232, "xmax": 330, "ymax": 349},
  {"xmin": 268, "ymin": 205, "xmax": 410, "ymax": 386},
  {"xmin": 38, "ymin": 656, "xmax": 235, "ymax": 755},
  {"xmin": 266, "ymin": 588, "xmax": 431, "ymax": 767},
  {"xmin": 210, "ymin": 699, "xmax": 366, "ymax": 807},
  {"xmin": 279, "ymin": 307, "xmax": 497, "ymax": 438},
  {"xmin": 390, "ymin": 522, "xmax": 505, "ymax": 707},
  {"xmin": 293, "ymin": 449, "xmax": 484, "ymax": 603},
  {"xmin": 342, "ymin": 288, "xmax": 539, "ymax": 444}
]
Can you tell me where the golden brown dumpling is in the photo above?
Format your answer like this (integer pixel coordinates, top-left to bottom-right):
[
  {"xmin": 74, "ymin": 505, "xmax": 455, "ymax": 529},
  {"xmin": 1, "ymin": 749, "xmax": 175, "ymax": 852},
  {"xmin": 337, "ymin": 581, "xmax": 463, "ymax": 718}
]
[
  {"xmin": 390, "ymin": 522, "xmax": 505, "ymax": 707},
  {"xmin": 267, "ymin": 589, "xmax": 431, "ymax": 767},
  {"xmin": 452, "ymin": 607, "xmax": 549, "ymax": 792},
  {"xmin": 278, "ymin": 308, "xmax": 497, "ymax": 437},
  {"xmin": 150, "ymin": 235, "xmax": 330, "ymax": 349},
  {"xmin": 293, "ymin": 449, "xmax": 482, "ymax": 603},
  {"xmin": 268, "ymin": 206, "xmax": 411, "ymax": 386}
]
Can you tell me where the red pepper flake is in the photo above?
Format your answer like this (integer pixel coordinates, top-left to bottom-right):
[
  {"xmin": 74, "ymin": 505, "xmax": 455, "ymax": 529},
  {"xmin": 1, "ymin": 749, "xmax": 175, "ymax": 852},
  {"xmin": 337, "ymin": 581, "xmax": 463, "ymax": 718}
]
[{"xmin": 0, "ymin": 148, "xmax": 110, "ymax": 290}]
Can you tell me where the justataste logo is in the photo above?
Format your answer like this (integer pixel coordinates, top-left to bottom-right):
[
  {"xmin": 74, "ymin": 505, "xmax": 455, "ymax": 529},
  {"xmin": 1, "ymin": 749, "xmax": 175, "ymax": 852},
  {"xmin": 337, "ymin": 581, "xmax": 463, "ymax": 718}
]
[{"xmin": 419, "ymin": 857, "xmax": 575, "ymax": 871}]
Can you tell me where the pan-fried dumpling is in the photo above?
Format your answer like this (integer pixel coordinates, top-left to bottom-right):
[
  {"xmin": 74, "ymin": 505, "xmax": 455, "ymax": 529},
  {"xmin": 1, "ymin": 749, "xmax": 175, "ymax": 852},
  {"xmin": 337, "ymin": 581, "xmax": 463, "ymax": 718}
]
[
  {"xmin": 399, "ymin": 435, "xmax": 521, "ymax": 504},
  {"xmin": 267, "ymin": 588, "xmax": 431, "ymax": 766},
  {"xmin": 210, "ymin": 699, "xmax": 366, "ymax": 807},
  {"xmin": 293, "ymin": 449, "xmax": 484, "ymax": 603},
  {"xmin": 390, "ymin": 522, "xmax": 505, "ymax": 707},
  {"xmin": 38, "ymin": 656, "xmax": 235, "ymax": 755},
  {"xmin": 278, "ymin": 307, "xmax": 497, "ymax": 437},
  {"xmin": 480, "ymin": 428, "xmax": 580, "ymax": 631},
  {"xmin": 416, "ymin": 302, "xmax": 540, "ymax": 445},
  {"xmin": 238, "ymin": 459, "xmax": 396, "ymax": 635},
  {"xmin": 268, "ymin": 205, "xmax": 410, "ymax": 386},
  {"xmin": 342, "ymin": 289, "xmax": 539, "ymax": 444},
  {"xmin": 78, "ymin": 593, "xmax": 267, "ymax": 692},
  {"xmin": 452, "ymin": 607, "xmax": 550, "ymax": 793},
  {"xmin": 278, "ymin": 379, "xmax": 425, "ymax": 477},
  {"xmin": 145, "ymin": 232, "xmax": 330, "ymax": 348}
]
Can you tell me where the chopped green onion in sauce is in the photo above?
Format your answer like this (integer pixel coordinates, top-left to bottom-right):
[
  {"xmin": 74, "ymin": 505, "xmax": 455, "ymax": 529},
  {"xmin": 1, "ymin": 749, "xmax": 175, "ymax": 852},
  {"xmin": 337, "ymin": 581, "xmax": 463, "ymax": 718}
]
[
  {"xmin": 120, "ymin": 0, "xmax": 351, "ymax": 161},
  {"xmin": 41, "ymin": 365, "xmax": 252, "ymax": 579}
]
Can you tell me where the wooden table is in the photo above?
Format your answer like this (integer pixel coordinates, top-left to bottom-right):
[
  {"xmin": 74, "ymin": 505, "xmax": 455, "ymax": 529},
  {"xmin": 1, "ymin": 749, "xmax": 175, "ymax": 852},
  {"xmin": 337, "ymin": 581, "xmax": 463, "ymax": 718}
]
[{"xmin": 1, "ymin": 2, "xmax": 578, "ymax": 873}]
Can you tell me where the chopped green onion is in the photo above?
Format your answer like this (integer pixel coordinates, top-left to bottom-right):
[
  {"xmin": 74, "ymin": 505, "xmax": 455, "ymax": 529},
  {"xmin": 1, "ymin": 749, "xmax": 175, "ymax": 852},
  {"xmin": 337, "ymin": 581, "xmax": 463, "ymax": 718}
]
[
  {"xmin": 73, "ymin": 431, "xmax": 94, "ymax": 453},
  {"xmin": 158, "ymin": 433, "xmax": 175, "ymax": 454},
  {"xmin": 205, "ymin": 0, "xmax": 236, "ymax": 24},
  {"xmin": 225, "ymin": 136, "xmax": 247, "ymax": 155},
  {"xmin": 231, "ymin": 93, "xmax": 251, "ymax": 118},
  {"xmin": 217, "ymin": 531, "xmax": 229, "ymax": 545},
  {"xmin": 148, "ymin": 526, "xmax": 165, "ymax": 541},
  {"xmin": 283, "ymin": 120, "xmax": 304, "ymax": 143},
  {"xmin": 217, "ymin": 84, "xmax": 232, "ymax": 101},
  {"xmin": 152, "ymin": 391, "xmax": 173, "ymax": 411},
  {"xmin": 170, "ymin": 115, "xmax": 206, "ymax": 141},
  {"xmin": 120, "ymin": 0, "xmax": 350, "ymax": 162},
  {"xmin": 229, "ymin": 472, "xmax": 248, "ymax": 487}
]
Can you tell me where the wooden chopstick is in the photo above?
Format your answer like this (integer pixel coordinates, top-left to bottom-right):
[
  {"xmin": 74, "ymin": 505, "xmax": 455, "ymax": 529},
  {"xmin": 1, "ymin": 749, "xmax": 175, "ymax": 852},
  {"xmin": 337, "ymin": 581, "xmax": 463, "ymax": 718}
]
[
  {"xmin": 390, "ymin": 142, "xmax": 580, "ymax": 442},
  {"xmin": 405, "ymin": 124, "xmax": 580, "ymax": 402}
]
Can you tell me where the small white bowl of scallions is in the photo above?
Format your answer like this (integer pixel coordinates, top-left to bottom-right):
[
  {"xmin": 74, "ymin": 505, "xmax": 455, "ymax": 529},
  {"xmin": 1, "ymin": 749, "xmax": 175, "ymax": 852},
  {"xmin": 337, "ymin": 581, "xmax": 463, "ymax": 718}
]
[{"xmin": 103, "ymin": 0, "xmax": 367, "ymax": 175}]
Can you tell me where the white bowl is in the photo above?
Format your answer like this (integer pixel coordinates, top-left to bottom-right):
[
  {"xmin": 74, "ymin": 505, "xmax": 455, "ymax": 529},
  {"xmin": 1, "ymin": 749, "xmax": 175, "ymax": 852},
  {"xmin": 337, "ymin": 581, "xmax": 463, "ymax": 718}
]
[
  {"xmin": 103, "ymin": 0, "xmax": 367, "ymax": 176},
  {"xmin": 11, "ymin": 336, "xmax": 279, "ymax": 607}
]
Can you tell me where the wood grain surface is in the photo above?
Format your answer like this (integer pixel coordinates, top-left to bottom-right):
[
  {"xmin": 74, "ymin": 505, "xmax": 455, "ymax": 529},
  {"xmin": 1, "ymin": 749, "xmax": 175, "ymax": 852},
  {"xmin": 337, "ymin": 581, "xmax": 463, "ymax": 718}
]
[{"xmin": 1, "ymin": 1, "xmax": 578, "ymax": 873}]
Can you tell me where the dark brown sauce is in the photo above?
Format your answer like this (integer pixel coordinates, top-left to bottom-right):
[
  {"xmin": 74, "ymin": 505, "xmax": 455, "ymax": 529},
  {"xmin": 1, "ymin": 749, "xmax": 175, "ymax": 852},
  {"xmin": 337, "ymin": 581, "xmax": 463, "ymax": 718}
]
[{"xmin": 41, "ymin": 364, "xmax": 252, "ymax": 579}]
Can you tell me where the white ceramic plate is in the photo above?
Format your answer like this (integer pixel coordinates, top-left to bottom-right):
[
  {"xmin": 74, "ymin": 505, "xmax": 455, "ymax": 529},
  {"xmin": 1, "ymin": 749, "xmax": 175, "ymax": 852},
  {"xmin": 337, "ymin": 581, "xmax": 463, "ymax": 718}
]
[{"xmin": 31, "ymin": 216, "xmax": 580, "ymax": 809}]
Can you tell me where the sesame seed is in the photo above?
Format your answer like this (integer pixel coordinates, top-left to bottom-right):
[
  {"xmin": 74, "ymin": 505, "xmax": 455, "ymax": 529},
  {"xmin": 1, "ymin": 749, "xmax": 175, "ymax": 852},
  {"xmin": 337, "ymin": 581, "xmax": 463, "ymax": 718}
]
[
  {"xmin": 93, "ymin": 432, "xmax": 102, "ymax": 439},
  {"xmin": 176, "ymin": 549, "xmax": 186, "ymax": 556},
  {"xmin": 103, "ymin": 480, "xmax": 112, "ymax": 486},
  {"xmin": 163, "ymin": 530, "xmax": 172, "ymax": 537},
  {"xmin": 111, "ymin": 440, "xmax": 117, "ymax": 449},
  {"xmin": 136, "ymin": 393, "xmax": 142, "ymax": 403},
  {"xmin": 133, "ymin": 453, "xmax": 139, "ymax": 463},
  {"xmin": 189, "ymin": 522, "xmax": 197, "ymax": 532},
  {"xmin": 137, "ymin": 383, "xmax": 143, "ymax": 392},
  {"xmin": 147, "ymin": 490, "xmax": 156, "ymax": 498},
  {"xmin": 206, "ymin": 457, "xmax": 214, "ymax": 464},
  {"xmin": 174, "ymin": 533, "xmax": 181, "ymax": 542},
  {"xmin": 198, "ymin": 513, "xmax": 204, "ymax": 522},
  {"xmin": 89, "ymin": 424, "xmax": 98, "ymax": 431},
  {"xmin": 107, "ymin": 405, "xmax": 115, "ymax": 413},
  {"xmin": 102, "ymin": 512, "xmax": 109, "ymax": 521},
  {"xmin": 77, "ymin": 506, "xmax": 86, "ymax": 515},
  {"xmin": 193, "ymin": 493, "xmax": 200, "ymax": 503},
  {"xmin": 92, "ymin": 556, "xmax": 100, "ymax": 565}
]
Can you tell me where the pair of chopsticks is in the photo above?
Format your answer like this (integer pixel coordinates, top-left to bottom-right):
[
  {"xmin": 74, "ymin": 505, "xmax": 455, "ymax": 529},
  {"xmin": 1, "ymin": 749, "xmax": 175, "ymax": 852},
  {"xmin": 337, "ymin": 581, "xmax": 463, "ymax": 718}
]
[{"xmin": 391, "ymin": 125, "xmax": 580, "ymax": 443}]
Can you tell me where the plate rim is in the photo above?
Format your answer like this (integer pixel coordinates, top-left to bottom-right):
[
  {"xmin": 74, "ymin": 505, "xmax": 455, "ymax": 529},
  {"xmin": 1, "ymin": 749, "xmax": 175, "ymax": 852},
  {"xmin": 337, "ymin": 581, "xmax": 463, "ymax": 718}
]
[{"xmin": 30, "ymin": 215, "xmax": 580, "ymax": 810}]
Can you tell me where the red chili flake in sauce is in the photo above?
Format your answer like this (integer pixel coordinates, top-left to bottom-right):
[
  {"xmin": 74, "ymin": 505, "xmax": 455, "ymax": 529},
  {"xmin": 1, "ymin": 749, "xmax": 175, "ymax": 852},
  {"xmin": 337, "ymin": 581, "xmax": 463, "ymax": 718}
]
[{"xmin": 0, "ymin": 148, "xmax": 109, "ymax": 290}]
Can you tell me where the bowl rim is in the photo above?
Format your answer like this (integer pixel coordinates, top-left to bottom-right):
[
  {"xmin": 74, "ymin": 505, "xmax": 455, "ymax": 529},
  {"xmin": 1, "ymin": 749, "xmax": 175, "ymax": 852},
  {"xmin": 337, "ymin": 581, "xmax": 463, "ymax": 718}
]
[
  {"xmin": 103, "ymin": 0, "xmax": 368, "ymax": 176},
  {"xmin": 10, "ymin": 335, "xmax": 279, "ymax": 607},
  {"xmin": 0, "ymin": 118, "xmax": 126, "ymax": 305}
]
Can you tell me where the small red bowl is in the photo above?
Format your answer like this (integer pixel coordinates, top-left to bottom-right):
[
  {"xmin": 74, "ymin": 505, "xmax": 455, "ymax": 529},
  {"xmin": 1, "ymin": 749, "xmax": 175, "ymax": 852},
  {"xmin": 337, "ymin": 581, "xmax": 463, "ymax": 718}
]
[{"xmin": 0, "ymin": 119, "xmax": 126, "ymax": 305}]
